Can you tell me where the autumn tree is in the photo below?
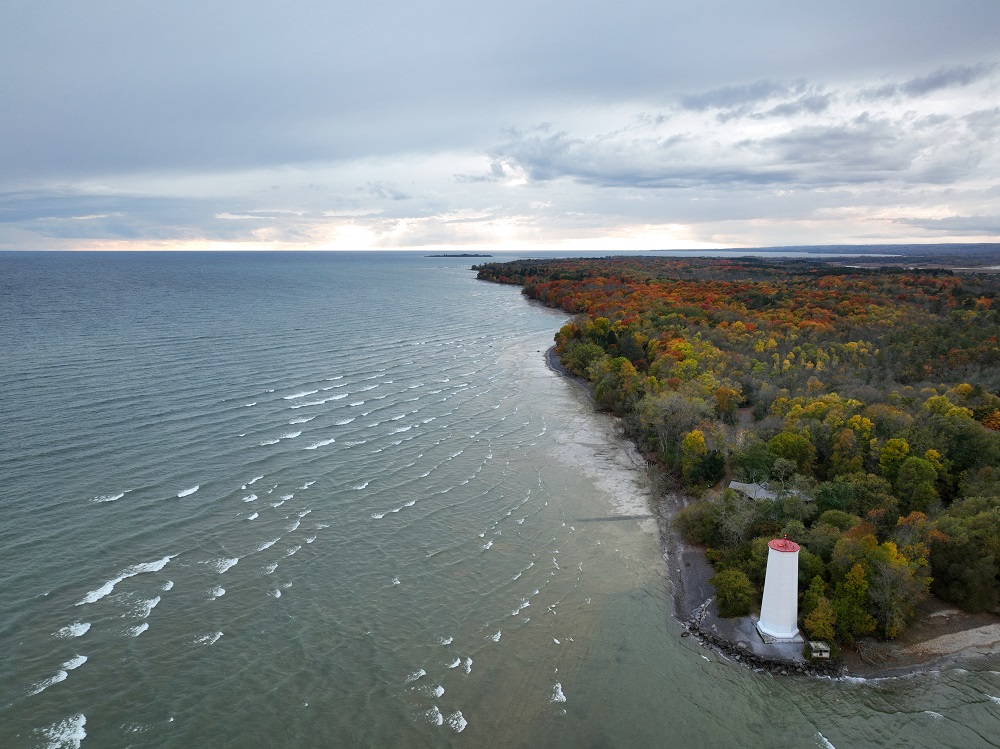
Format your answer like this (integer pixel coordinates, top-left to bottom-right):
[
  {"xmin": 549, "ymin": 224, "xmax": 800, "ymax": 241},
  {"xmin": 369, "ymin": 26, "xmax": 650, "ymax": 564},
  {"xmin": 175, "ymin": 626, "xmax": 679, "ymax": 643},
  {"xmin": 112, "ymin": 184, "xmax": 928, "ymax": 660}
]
[
  {"xmin": 878, "ymin": 438, "xmax": 910, "ymax": 485},
  {"xmin": 865, "ymin": 542, "xmax": 931, "ymax": 638},
  {"xmin": 768, "ymin": 432, "xmax": 817, "ymax": 475},
  {"xmin": 638, "ymin": 392, "xmax": 713, "ymax": 465},
  {"xmin": 894, "ymin": 456, "xmax": 939, "ymax": 514},
  {"xmin": 805, "ymin": 596, "xmax": 837, "ymax": 642},
  {"xmin": 833, "ymin": 563, "xmax": 877, "ymax": 642},
  {"xmin": 680, "ymin": 429, "xmax": 709, "ymax": 486}
]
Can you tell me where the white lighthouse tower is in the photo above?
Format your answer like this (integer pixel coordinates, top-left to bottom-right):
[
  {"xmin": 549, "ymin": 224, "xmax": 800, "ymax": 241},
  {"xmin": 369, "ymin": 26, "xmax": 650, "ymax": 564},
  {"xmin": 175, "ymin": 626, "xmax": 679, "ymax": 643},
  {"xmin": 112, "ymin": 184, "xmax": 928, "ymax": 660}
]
[{"xmin": 757, "ymin": 536, "xmax": 801, "ymax": 640}]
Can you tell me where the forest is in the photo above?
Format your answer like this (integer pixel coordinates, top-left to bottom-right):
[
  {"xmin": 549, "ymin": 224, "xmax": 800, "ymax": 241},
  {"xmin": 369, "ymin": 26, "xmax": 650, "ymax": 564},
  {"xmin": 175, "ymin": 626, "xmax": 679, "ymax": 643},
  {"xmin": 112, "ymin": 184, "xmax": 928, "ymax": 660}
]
[{"xmin": 475, "ymin": 255, "xmax": 1000, "ymax": 646}]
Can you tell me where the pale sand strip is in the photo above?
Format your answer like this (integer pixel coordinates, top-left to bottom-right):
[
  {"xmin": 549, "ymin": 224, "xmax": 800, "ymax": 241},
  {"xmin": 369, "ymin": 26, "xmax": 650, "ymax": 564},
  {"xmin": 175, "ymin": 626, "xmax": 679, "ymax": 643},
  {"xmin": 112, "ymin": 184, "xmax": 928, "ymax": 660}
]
[{"xmin": 904, "ymin": 624, "xmax": 1000, "ymax": 657}]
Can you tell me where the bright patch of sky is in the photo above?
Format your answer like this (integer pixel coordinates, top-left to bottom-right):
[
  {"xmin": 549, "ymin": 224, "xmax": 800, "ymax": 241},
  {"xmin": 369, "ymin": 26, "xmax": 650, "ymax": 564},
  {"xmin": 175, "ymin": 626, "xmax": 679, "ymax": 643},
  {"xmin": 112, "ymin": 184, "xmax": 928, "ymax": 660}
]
[{"xmin": 2, "ymin": 1, "xmax": 999, "ymax": 251}]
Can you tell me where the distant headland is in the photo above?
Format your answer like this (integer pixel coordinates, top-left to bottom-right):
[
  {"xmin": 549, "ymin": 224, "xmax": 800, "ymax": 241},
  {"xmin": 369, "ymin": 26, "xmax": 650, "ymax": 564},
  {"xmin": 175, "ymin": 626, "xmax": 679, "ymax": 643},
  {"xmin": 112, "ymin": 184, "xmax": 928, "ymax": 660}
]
[
  {"xmin": 426, "ymin": 253, "xmax": 493, "ymax": 257},
  {"xmin": 477, "ymin": 247, "xmax": 1000, "ymax": 678}
]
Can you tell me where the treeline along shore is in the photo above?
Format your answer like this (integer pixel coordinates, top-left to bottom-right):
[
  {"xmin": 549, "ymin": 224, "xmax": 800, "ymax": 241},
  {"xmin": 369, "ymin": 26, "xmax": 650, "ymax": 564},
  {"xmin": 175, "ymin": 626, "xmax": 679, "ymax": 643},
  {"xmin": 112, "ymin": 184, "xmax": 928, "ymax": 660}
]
[{"xmin": 475, "ymin": 251, "xmax": 1000, "ymax": 671}]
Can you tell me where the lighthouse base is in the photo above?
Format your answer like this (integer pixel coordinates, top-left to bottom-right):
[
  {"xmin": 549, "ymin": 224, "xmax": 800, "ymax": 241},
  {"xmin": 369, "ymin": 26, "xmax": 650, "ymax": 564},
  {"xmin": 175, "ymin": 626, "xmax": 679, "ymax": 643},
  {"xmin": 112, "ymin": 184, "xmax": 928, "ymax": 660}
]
[{"xmin": 755, "ymin": 618, "xmax": 803, "ymax": 643}]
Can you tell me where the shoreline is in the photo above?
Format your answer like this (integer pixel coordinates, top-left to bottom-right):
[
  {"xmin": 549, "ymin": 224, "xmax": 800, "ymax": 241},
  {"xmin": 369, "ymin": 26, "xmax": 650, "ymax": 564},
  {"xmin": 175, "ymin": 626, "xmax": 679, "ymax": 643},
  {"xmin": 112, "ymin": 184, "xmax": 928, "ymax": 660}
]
[{"xmin": 543, "ymin": 345, "xmax": 1000, "ymax": 679}]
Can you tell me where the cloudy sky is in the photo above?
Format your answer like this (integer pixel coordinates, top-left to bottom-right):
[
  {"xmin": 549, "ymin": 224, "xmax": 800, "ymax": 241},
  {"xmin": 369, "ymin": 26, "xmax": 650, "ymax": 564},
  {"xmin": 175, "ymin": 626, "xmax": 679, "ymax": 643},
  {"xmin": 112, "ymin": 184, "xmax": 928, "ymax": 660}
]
[{"xmin": 2, "ymin": 1, "xmax": 999, "ymax": 251}]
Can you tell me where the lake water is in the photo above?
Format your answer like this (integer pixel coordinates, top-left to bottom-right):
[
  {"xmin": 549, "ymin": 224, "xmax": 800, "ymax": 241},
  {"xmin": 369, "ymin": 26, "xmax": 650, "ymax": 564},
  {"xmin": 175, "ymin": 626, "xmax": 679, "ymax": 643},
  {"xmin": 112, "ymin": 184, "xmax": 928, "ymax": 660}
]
[{"xmin": 2, "ymin": 251, "xmax": 998, "ymax": 748}]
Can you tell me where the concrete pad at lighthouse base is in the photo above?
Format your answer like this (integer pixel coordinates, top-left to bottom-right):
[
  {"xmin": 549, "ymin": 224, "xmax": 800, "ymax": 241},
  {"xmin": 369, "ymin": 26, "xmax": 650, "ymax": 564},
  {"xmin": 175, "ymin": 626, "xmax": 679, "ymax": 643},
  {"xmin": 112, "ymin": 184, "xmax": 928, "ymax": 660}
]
[{"xmin": 754, "ymin": 616, "xmax": 804, "ymax": 644}]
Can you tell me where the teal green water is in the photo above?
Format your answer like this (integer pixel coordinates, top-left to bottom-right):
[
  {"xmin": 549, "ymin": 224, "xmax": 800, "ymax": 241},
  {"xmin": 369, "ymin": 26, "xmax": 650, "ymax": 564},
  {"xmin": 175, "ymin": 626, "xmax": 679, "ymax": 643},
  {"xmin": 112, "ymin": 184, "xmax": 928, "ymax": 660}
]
[{"xmin": 2, "ymin": 251, "xmax": 999, "ymax": 748}]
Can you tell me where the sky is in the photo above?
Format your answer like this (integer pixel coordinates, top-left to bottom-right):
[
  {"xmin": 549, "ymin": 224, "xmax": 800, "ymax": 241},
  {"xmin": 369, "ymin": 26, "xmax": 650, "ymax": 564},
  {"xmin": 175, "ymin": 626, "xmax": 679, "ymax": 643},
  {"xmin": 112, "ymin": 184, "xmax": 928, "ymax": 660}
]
[{"xmin": 2, "ymin": 1, "xmax": 1000, "ymax": 252}]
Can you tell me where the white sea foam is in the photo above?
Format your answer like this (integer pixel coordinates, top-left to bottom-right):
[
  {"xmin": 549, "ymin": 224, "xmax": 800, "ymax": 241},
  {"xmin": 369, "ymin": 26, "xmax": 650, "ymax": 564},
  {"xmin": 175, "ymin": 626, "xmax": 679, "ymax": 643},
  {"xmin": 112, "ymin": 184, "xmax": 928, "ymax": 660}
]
[
  {"xmin": 264, "ymin": 562, "xmax": 278, "ymax": 574},
  {"xmin": 490, "ymin": 630, "xmax": 501, "ymax": 642},
  {"xmin": 177, "ymin": 486, "xmax": 199, "ymax": 497},
  {"xmin": 426, "ymin": 706, "xmax": 444, "ymax": 726},
  {"xmin": 354, "ymin": 481, "xmax": 370, "ymax": 490},
  {"xmin": 316, "ymin": 523, "xmax": 329, "ymax": 529},
  {"xmin": 371, "ymin": 512, "xmax": 385, "ymax": 519},
  {"xmin": 134, "ymin": 596, "xmax": 161, "ymax": 618},
  {"xmin": 162, "ymin": 580, "xmax": 174, "ymax": 591},
  {"xmin": 326, "ymin": 375, "xmax": 344, "ymax": 381},
  {"xmin": 391, "ymin": 577, "xmax": 400, "ymax": 585},
  {"xmin": 447, "ymin": 658, "xmax": 461, "ymax": 668},
  {"xmin": 447, "ymin": 711, "xmax": 467, "ymax": 733},
  {"xmin": 91, "ymin": 489, "xmax": 129, "ymax": 503},
  {"xmin": 256, "ymin": 538, "xmax": 280, "ymax": 552},
  {"xmin": 335, "ymin": 417, "xmax": 355, "ymax": 425},
  {"xmin": 54, "ymin": 622, "xmax": 91, "ymax": 638},
  {"xmin": 989, "ymin": 695, "xmax": 1000, "ymax": 704},
  {"xmin": 259, "ymin": 439, "xmax": 280, "ymax": 445},
  {"xmin": 281, "ymin": 431, "xmax": 302, "ymax": 439},
  {"xmin": 37, "ymin": 713, "xmax": 86, "ymax": 749},
  {"xmin": 289, "ymin": 415, "xmax": 315, "ymax": 424},
  {"xmin": 305, "ymin": 438, "xmax": 336, "ymax": 450},
  {"xmin": 247, "ymin": 512, "xmax": 259, "ymax": 520},
  {"xmin": 128, "ymin": 623, "xmax": 149, "ymax": 637},
  {"xmin": 298, "ymin": 509, "xmax": 311, "ymax": 518},
  {"xmin": 270, "ymin": 589, "xmax": 282, "ymax": 598},
  {"xmin": 403, "ymin": 499, "xmax": 416, "ymax": 507},
  {"xmin": 551, "ymin": 683, "xmax": 566, "ymax": 703},
  {"xmin": 248, "ymin": 476, "xmax": 264, "ymax": 485},
  {"xmin": 194, "ymin": 632, "xmax": 223, "ymax": 645},
  {"xmin": 284, "ymin": 390, "xmax": 319, "ymax": 400},
  {"xmin": 243, "ymin": 402, "xmax": 256, "ymax": 407},
  {"xmin": 27, "ymin": 670, "xmax": 68, "ymax": 696},
  {"xmin": 301, "ymin": 481, "xmax": 315, "ymax": 489},
  {"xmin": 438, "ymin": 636, "xmax": 453, "ymax": 645},
  {"xmin": 242, "ymin": 494, "xmax": 258, "ymax": 502},
  {"xmin": 430, "ymin": 685, "xmax": 445, "ymax": 698},
  {"xmin": 344, "ymin": 440, "xmax": 367, "ymax": 446},
  {"xmin": 285, "ymin": 545, "xmax": 302, "ymax": 557},
  {"xmin": 209, "ymin": 558, "xmax": 239, "ymax": 574},
  {"xmin": 287, "ymin": 519, "xmax": 301, "ymax": 532},
  {"xmin": 463, "ymin": 657, "xmax": 472, "ymax": 674},
  {"xmin": 406, "ymin": 668, "xmax": 426, "ymax": 683},
  {"xmin": 76, "ymin": 555, "xmax": 174, "ymax": 605},
  {"xmin": 510, "ymin": 600, "xmax": 530, "ymax": 616},
  {"xmin": 290, "ymin": 394, "xmax": 348, "ymax": 408},
  {"xmin": 62, "ymin": 655, "xmax": 87, "ymax": 671},
  {"xmin": 210, "ymin": 586, "xmax": 226, "ymax": 599},
  {"xmin": 924, "ymin": 711, "xmax": 943, "ymax": 720},
  {"xmin": 815, "ymin": 732, "xmax": 836, "ymax": 749},
  {"xmin": 306, "ymin": 535, "xmax": 316, "ymax": 543}
]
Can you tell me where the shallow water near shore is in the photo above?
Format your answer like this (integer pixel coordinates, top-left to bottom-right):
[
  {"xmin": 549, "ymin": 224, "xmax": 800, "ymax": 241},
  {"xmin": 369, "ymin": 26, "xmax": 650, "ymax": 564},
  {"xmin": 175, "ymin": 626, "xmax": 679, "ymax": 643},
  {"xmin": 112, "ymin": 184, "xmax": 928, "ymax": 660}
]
[{"xmin": 2, "ymin": 251, "xmax": 999, "ymax": 748}]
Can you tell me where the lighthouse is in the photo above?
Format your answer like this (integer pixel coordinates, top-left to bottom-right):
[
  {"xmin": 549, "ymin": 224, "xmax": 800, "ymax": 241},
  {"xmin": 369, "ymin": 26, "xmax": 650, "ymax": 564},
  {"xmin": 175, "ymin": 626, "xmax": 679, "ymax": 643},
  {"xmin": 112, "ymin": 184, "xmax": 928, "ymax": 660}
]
[{"xmin": 757, "ymin": 536, "xmax": 800, "ymax": 640}]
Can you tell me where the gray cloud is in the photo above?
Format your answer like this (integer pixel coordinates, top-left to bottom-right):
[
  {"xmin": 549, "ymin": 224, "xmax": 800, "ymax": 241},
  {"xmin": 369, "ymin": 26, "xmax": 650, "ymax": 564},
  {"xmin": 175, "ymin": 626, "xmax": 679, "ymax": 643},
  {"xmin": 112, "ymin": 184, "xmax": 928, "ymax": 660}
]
[
  {"xmin": 896, "ymin": 215, "xmax": 1000, "ymax": 235},
  {"xmin": 679, "ymin": 80, "xmax": 801, "ymax": 111},
  {"xmin": 862, "ymin": 63, "xmax": 997, "ymax": 100},
  {"xmin": 488, "ymin": 128, "xmax": 799, "ymax": 189}
]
